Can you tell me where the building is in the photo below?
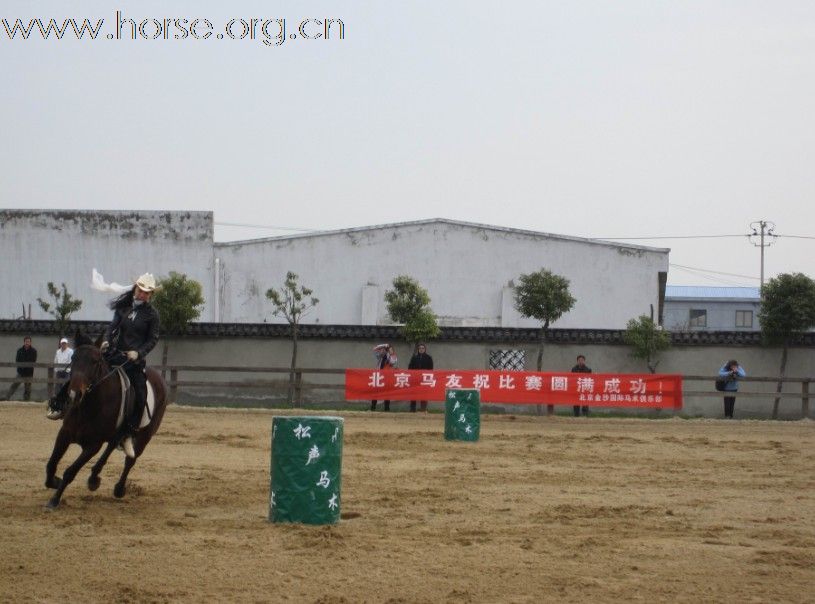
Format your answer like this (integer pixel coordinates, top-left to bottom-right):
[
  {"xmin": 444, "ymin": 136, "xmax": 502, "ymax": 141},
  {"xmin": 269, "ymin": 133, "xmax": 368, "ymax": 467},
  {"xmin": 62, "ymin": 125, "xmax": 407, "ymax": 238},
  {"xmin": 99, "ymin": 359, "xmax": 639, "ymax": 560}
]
[
  {"xmin": 663, "ymin": 286, "xmax": 761, "ymax": 332},
  {"xmin": 215, "ymin": 219, "xmax": 669, "ymax": 328},
  {"xmin": 1, "ymin": 211, "xmax": 670, "ymax": 329},
  {"xmin": 0, "ymin": 209, "xmax": 216, "ymax": 321}
]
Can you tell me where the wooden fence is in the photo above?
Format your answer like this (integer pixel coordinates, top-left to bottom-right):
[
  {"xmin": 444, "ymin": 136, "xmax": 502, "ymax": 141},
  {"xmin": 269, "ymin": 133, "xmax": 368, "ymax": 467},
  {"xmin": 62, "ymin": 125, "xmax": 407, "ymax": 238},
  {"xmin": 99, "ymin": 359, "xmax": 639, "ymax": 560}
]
[{"xmin": 1, "ymin": 362, "xmax": 811, "ymax": 418}]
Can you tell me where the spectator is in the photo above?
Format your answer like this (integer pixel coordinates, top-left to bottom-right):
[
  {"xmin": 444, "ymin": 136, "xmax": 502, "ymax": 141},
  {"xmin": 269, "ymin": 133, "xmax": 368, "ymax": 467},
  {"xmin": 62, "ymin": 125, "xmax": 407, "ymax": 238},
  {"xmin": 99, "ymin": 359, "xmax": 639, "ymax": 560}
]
[
  {"xmin": 371, "ymin": 343, "xmax": 397, "ymax": 412},
  {"xmin": 6, "ymin": 336, "xmax": 37, "ymax": 401},
  {"xmin": 571, "ymin": 354, "xmax": 592, "ymax": 417},
  {"xmin": 408, "ymin": 343, "xmax": 434, "ymax": 412},
  {"xmin": 719, "ymin": 359, "xmax": 746, "ymax": 419},
  {"xmin": 45, "ymin": 337, "xmax": 75, "ymax": 419},
  {"xmin": 53, "ymin": 337, "xmax": 74, "ymax": 381}
]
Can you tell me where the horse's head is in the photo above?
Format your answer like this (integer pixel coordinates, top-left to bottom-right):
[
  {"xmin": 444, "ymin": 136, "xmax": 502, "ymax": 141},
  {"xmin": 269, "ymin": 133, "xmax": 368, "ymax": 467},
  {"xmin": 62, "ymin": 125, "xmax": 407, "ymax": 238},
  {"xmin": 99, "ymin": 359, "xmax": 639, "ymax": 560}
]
[
  {"xmin": 66, "ymin": 344, "xmax": 107, "ymax": 406},
  {"xmin": 73, "ymin": 329, "xmax": 97, "ymax": 348}
]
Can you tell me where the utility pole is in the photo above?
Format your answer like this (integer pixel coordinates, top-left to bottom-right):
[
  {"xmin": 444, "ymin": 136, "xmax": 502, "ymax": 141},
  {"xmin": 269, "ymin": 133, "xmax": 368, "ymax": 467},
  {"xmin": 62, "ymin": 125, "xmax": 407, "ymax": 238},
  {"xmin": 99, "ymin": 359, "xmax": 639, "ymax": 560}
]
[{"xmin": 749, "ymin": 220, "xmax": 776, "ymax": 292}]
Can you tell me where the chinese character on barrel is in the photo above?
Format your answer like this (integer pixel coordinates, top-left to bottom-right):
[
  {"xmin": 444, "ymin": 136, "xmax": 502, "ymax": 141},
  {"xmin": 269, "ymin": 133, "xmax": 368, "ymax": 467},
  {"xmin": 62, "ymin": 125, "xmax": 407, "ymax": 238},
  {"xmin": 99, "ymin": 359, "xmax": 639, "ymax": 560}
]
[
  {"xmin": 269, "ymin": 416, "xmax": 344, "ymax": 525},
  {"xmin": 444, "ymin": 388, "xmax": 480, "ymax": 442}
]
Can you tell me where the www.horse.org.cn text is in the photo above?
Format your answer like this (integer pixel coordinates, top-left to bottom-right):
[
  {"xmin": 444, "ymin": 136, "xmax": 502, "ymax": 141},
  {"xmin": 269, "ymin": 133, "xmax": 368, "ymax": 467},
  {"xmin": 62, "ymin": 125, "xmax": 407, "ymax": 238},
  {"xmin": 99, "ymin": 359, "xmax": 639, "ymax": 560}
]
[{"xmin": 2, "ymin": 11, "xmax": 347, "ymax": 47}]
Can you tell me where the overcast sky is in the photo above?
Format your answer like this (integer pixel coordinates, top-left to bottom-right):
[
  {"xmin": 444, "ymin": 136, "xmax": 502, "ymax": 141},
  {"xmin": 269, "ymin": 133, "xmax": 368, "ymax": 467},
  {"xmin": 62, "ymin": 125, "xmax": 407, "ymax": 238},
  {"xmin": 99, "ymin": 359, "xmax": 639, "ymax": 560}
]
[{"xmin": 2, "ymin": 0, "xmax": 813, "ymax": 287}]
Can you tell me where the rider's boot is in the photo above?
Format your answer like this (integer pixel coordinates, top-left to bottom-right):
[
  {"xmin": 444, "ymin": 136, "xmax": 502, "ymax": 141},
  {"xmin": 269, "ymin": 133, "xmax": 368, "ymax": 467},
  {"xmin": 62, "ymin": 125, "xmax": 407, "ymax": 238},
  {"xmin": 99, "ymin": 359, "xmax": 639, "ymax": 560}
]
[
  {"xmin": 121, "ymin": 421, "xmax": 138, "ymax": 458},
  {"xmin": 46, "ymin": 383, "xmax": 69, "ymax": 420},
  {"xmin": 121, "ymin": 395, "xmax": 145, "ymax": 458}
]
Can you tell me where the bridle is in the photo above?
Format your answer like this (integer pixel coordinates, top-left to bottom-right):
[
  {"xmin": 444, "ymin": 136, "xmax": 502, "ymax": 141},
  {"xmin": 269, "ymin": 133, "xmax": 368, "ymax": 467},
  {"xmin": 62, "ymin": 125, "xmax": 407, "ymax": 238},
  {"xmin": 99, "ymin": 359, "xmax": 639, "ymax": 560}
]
[{"xmin": 70, "ymin": 351, "xmax": 131, "ymax": 405}]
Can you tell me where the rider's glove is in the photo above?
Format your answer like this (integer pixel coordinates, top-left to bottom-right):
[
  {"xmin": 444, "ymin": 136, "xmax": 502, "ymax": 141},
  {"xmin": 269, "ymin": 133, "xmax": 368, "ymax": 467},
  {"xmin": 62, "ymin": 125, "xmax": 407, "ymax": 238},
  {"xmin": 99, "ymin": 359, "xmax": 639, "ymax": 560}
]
[
  {"xmin": 100, "ymin": 341, "xmax": 109, "ymax": 352},
  {"xmin": 126, "ymin": 350, "xmax": 139, "ymax": 361}
]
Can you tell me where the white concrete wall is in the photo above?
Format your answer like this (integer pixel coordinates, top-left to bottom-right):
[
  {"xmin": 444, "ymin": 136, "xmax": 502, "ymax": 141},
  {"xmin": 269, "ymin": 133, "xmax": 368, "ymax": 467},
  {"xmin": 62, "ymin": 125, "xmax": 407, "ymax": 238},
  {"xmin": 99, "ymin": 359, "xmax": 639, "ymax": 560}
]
[
  {"xmin": 216, "ymin": 220, "xmax": 669, "ymax": 329},
  {"xmin": 0, "ymin": 210, "xmax": 215, "ymax": 322},
  {"xmin": 3, "ymin": 331, "xmax": 811, "ymax": 419}
]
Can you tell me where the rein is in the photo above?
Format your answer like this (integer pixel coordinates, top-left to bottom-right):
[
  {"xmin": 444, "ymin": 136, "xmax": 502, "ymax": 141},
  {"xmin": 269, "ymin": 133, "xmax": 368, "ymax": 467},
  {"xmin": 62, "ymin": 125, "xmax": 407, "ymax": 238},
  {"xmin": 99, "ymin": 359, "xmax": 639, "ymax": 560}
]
[
  {"xmin": 73, "ymin": 357, "xmax": 131, "ymax": 402},
  {"xmin": 85, "ymin": 359, "xmax": 130, "ymax": 395}
]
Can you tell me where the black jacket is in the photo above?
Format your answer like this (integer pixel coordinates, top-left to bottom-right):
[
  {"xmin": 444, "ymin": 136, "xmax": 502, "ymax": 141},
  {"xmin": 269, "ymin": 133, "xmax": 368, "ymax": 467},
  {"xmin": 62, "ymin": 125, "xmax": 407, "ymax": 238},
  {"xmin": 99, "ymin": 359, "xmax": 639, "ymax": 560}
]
[
  {"xmin": 571, "ymin": 364, "xmax": 592, "ymax": 373},
  {"xmin": 105, "ymin": 303, "xmax": 160, "ymax": 362},
  {"xmin": 409, "ymin": 352, "xmax": 434, "ymax": 370},
  {"xmin": 15, "ymin": 346, "xmax": 37, "ymax": 377}
]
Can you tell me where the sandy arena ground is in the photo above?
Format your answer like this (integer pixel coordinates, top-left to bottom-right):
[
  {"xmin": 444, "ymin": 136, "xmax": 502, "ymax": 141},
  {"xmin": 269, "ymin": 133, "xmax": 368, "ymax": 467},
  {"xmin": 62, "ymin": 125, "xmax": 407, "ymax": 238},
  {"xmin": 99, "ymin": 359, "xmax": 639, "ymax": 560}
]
[{"xmin": 1, "ymin": 401, "xmax": 813, "ymax": 603}]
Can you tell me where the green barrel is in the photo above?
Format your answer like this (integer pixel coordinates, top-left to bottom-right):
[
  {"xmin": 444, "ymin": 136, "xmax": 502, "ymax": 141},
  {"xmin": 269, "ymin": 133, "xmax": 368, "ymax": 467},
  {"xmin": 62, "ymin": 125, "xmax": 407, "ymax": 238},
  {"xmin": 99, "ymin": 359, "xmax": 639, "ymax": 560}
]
[
  {"xmin": 444, "ymin": 389, "xmax": 480, "ymax": 441},
  {"xmin": 269, "ymin": 416, "xmax": 344, "ymax": 525}
]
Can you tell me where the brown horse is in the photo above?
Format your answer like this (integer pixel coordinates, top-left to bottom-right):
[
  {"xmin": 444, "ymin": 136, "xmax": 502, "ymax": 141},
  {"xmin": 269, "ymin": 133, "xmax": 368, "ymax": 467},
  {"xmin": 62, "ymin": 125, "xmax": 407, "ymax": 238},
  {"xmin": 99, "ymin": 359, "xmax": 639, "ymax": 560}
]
[{"xmin": 44, "ymin": 342, "xmax": 168, "ymax": 509}]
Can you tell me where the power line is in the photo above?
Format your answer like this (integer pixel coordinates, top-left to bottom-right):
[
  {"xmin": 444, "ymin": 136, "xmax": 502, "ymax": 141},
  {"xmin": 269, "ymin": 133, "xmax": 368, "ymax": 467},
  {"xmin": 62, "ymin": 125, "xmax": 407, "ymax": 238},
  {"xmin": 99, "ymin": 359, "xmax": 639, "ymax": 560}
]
[
  {"xmin": 670, "ymin": 266, "xmax": 745, "ymax": 287},
  {"xmin": 669, "ymin": 265, "xmax": 756, "ymax": 287},
  {"xmin": 669, "ymin": 263, "xmax": 760, "ymax": 281},
  {"xmin": 598, "ymin": 233, "xmax": 813, "ymax": 241},
  {"xmin": 594, "ymin": 234, "xmax": 747, "ymax": 240}
]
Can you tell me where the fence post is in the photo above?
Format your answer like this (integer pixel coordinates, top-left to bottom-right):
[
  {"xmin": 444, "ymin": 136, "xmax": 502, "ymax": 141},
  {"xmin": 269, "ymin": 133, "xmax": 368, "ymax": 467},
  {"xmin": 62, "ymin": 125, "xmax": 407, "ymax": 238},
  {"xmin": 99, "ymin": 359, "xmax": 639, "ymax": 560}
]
[
  {"xmin": 47, "ymin": 367, "xmax": 54, "ymax": 399},
  {"xmin": 295, "ymin": 371, "xmax": 303, "ymax": 408},
  {"xmin": 803, "ymin": 380, "xmax": 810, "ymax": 419},
  {"xmin": 170, "ymin": 369, "xmax": 178, "ymax": 404}
]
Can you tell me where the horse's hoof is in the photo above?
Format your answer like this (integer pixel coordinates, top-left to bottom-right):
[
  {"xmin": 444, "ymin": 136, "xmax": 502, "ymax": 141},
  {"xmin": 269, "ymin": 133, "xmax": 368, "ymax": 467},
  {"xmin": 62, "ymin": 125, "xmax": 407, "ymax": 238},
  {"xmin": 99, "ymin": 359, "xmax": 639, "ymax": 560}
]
[
  {"xmin": 113, "ymin": 483, "xmax": 126, "ymax": 498},
  {"xmin": 45, "ymin": 497, "xmax": 60, "ymax": 510},
  {"xmin": 45, "ymin": 477, "xmax": 62, "ymax": 490},
  {"xmin": 87, "ymin": 475, "xmax": 100, "ymax": 491}
]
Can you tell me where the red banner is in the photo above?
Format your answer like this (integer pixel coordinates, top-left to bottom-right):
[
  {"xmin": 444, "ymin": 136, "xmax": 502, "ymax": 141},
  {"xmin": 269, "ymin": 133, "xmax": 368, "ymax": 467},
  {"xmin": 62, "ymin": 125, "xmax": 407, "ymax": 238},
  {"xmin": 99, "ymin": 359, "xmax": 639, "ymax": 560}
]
[{"xmin": 345, "ymin": 369, "xmax": 682, "ymax": 409}]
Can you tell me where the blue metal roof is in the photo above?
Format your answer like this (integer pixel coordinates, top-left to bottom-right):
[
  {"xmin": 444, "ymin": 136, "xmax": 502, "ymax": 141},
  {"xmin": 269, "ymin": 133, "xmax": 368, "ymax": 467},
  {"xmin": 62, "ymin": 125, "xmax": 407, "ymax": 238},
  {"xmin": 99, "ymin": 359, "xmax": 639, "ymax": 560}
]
[{"xmin": 665, "ymin": 286, "xmax": 760, "ymax": 299}]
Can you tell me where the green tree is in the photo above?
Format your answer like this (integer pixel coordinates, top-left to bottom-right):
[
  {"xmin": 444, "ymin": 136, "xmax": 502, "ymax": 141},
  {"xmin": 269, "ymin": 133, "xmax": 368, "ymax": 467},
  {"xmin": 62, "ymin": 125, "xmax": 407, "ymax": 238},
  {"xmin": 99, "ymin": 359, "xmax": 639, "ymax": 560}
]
[
  {"xmin": 758, "ymin": 272, "xmax": 815, "ymax": 419},
  {"xmin": 151, "ymin": 272, "xmax": 205, "ymax": 379},
  {"xmin": 513, "ymin": 269, "xmax": 576, "ymax": 415},
  {"xmin": 266, "ymin": 272, "xmax": 319, "ymax": 406},
  {"xmin": 37, "ymin": 282, "xmax": 83, "ymax": 337},
  {"xmin": 384, "ymin": 276, "xmax": 440, "ymax": 349},
  {"xmin": 623, "ymin": 315, "xmax": 671, "ymax": 374},
  {"xmin": 514, "ymin": 269, "xmax": 576, "ymax": 370}
]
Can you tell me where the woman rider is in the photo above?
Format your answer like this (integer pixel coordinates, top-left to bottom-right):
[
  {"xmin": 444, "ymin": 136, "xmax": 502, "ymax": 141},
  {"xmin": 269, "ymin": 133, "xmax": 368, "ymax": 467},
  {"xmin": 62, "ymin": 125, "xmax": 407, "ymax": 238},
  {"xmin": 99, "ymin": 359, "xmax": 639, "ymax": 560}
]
[{"xmin": 47, "ymin": 273, "xmax": 160, "ymax": 458}]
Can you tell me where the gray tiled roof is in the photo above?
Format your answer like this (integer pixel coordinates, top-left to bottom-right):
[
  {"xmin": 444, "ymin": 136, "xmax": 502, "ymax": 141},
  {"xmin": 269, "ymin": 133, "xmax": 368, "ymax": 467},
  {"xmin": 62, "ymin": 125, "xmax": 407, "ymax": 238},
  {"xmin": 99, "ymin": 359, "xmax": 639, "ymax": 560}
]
[{"xmin": 2, "ymin": 320, "xmax": 812, "ymax": 347}]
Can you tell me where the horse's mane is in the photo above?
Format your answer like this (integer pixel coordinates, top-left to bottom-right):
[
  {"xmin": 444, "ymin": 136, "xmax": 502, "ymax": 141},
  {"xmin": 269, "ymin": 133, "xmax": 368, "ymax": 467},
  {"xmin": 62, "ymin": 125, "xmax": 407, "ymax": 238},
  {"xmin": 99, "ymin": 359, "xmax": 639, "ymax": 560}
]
[{"xmin": 73, "ymin": 329, "xmax": 101, "ymax": 348}]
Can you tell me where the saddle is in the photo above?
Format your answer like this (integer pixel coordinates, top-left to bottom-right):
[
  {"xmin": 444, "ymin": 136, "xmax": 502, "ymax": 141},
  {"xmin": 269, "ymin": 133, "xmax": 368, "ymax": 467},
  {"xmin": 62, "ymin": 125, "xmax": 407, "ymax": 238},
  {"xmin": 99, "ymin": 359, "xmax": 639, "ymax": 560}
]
[{"xmin": 114, "ymin": 368, "xmax": 154, "ymax": 431}]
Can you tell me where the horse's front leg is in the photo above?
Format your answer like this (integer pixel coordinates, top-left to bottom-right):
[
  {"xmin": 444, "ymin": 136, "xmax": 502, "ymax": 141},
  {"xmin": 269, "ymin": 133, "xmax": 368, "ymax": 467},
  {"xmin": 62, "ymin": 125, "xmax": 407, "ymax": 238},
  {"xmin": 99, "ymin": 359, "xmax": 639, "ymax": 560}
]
[
  {"xmin": 46, "ymin": 442, "xmax": 103, "ymax": 509},
  {"xmin": 87, "ymin": 440, "xmax": 118, "ymax": 491},
  {"xmin": 45, "ymin": 428, "xmax": 72, "ymax": 490}
]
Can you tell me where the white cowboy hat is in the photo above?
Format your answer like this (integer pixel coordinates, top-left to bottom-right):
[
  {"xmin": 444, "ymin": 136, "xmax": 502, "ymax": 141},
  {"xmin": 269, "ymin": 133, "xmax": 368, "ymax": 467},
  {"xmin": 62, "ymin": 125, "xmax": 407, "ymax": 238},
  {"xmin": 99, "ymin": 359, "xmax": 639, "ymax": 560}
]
[
  {"xmin": 59, "ymin": 338, "xmax": 68, "ymax": 344},
  {"xmin": 134, "ymin": 273, "xmax": 159, "ymax": 292}
]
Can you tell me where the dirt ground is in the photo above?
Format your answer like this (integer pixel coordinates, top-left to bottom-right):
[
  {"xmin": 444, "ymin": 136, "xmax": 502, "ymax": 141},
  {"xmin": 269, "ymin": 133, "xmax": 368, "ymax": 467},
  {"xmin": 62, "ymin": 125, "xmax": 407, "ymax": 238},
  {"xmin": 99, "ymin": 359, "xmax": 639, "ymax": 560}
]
[{"xmin": 1, "ymin": 402, "xmax": 813, "ymax": 603}]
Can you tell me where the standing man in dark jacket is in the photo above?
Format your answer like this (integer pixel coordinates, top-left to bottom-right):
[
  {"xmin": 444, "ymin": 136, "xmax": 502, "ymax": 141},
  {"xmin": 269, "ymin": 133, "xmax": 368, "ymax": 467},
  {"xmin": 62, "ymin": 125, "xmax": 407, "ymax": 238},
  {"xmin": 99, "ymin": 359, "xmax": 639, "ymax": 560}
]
[
  {"xmin": 571, "ymin": 354, "xmax": 591, "ymax": 417},
  {"xmin": 6, "ymin": 336, "xmax": 37, "ymax": 401},
  {"xmin": 409, "ymin": 343, "xmax": 434, "ymax": 412}
]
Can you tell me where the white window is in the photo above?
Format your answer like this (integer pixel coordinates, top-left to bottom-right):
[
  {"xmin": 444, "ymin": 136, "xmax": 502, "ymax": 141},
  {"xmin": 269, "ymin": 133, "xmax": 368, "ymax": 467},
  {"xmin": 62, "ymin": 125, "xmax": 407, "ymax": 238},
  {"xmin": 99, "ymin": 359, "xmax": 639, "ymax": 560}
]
[
  {"xmin": 689, "ymin": 309, "xmax": 707, "ymax": 328},
  {"xmin": 735, "ymin": 310, "xmax": 753, "ymax": 328}
]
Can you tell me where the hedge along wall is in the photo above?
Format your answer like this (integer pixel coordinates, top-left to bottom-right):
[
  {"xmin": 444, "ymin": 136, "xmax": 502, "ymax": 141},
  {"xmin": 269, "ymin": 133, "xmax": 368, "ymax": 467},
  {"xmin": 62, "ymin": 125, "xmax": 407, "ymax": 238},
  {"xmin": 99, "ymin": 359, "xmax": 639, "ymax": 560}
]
[{"xmin": 1, "ymin": 321, "xmax": 812, "ymax": 418}]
